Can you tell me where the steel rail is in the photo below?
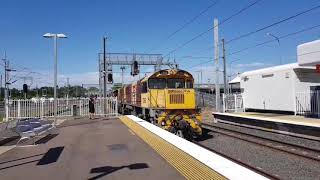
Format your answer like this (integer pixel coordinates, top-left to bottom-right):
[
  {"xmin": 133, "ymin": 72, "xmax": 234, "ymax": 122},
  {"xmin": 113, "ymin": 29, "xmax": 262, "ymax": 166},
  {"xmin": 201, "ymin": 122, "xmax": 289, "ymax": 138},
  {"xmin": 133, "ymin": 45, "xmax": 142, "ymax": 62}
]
[{"xmin": 202, "ymin": 123, "xmax": 320, "ymax": 162}]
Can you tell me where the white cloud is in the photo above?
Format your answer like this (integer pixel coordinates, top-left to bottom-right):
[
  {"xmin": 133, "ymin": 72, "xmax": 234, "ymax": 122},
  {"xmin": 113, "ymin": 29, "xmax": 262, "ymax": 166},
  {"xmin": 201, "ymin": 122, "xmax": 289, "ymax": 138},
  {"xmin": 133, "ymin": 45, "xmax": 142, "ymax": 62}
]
[
  {"xmin": 235, "ymin": 62, "xmax": 267, "ymax": 68},
  {"xmin": 8, "ymin": 65, "xmax": 157, "ymax": 89},
  {"xmin": 7, "ymin": 62, "xmax": 273, "ymax": 89}
]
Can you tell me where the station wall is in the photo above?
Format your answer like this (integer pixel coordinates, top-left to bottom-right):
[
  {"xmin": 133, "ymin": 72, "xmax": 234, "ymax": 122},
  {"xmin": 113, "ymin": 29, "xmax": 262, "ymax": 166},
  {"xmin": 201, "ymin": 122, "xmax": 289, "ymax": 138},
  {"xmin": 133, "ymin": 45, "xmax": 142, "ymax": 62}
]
[{"xmin": 241, "ymin": 68, "xmax": 295, "ymax": 112}]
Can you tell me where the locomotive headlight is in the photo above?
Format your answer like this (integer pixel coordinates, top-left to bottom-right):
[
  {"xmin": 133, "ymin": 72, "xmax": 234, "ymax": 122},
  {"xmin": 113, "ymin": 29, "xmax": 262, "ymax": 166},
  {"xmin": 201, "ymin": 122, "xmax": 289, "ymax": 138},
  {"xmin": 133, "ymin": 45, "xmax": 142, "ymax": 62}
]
[{"xmin": 161, "ymin": 121, "xmax": 166, "ymax": 126}]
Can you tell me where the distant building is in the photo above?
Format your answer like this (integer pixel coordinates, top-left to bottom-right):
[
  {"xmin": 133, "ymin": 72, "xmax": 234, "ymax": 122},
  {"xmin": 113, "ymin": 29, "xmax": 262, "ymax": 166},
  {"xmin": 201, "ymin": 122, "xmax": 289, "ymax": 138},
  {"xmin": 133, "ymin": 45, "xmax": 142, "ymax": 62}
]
[{"xmin": 228, "ymin": 75, "xmax": 241, "ymax": 93}]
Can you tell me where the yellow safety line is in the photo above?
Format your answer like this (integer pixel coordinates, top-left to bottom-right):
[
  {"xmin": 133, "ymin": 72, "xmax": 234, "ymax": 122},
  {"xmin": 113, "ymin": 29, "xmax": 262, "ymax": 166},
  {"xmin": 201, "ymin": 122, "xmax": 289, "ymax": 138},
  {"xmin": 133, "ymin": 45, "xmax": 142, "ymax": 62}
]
[
  {"xmin": 128, "ymin": 129, "xmax": 136, "ymax": 136},
  {"xmin": 120, "ymin": 116, "xmax": 227, "ymax": 180}
]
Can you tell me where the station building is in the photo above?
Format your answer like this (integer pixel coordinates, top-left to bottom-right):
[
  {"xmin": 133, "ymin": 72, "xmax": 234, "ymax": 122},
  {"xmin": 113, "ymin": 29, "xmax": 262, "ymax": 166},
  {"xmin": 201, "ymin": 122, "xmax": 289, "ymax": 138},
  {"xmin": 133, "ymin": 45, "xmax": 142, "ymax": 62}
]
[{"xmin": 233, "ymin": 39, "xmax": 320, "ymax": 116}]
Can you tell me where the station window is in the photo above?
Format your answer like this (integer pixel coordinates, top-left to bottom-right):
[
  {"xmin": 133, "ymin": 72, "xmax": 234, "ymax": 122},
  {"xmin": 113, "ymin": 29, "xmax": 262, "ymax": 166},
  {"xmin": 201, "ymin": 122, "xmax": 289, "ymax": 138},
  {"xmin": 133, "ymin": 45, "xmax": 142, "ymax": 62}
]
[
  {"xmin": 167, "ymin": 79, "xmax": 185, "ymax": 88},
  {"xmin": 148, "ymin": 78, "xmax": 166, "ymax": 89},
  {"xmin": 186, "ymin": 80, "xmax": 193, "ymax": 88},
  {"xmin": 262, "ymin": 74, "xmax": 274, "ymax": 78}
]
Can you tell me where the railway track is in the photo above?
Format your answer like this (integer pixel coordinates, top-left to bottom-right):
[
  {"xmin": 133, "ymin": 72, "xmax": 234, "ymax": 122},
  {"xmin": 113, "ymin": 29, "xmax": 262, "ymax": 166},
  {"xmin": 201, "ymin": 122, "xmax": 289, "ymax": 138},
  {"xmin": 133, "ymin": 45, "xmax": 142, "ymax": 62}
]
[
  {"xmin": 201, "ymin": 123, "xmax": 320, "ymax": 162},
  {"xmin": 192, "ymin": 140, "xmax": 280, "ymax": 180}
]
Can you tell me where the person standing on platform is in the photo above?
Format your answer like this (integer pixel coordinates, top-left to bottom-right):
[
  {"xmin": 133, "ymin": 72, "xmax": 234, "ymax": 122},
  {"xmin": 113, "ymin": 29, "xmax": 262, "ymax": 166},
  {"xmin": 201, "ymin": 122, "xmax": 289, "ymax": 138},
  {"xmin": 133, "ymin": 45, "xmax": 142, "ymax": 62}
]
[{"xmin": 89, "ymin": 96, "xmax": 95, "ymax": 119}]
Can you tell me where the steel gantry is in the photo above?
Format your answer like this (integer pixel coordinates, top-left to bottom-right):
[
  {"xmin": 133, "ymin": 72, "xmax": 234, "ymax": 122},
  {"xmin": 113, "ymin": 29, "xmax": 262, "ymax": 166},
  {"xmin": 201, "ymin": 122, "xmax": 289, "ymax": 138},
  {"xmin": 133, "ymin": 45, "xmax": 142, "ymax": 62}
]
[{"xmin": 98, "ymin": 52, "xmax": 178, "ymax": 94}]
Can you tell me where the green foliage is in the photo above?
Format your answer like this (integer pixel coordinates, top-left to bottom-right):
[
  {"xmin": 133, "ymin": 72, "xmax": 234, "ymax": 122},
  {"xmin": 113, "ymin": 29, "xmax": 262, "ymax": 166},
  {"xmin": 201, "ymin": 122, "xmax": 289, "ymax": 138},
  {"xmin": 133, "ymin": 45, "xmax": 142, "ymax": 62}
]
[{"xmin": 0, "ymin": 85, "xmax": 99, "ymax": 100}]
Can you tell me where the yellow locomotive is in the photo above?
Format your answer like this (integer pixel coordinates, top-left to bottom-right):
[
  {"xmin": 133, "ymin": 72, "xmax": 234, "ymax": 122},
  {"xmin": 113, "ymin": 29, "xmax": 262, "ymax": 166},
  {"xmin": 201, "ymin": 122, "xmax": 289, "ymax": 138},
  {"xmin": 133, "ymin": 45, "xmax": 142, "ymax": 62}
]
[{"xmin": 117, "ymin": 69, "xmax": 202, "ymax": 139}]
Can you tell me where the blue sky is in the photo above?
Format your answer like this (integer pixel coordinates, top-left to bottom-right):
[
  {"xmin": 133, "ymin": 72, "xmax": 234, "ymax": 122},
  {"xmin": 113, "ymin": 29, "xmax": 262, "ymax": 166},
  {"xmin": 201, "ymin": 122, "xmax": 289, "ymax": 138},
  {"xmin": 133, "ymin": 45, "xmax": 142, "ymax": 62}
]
[{"xmin": 1, "ymin": 0, "xmax": 320, "ymax": 87}]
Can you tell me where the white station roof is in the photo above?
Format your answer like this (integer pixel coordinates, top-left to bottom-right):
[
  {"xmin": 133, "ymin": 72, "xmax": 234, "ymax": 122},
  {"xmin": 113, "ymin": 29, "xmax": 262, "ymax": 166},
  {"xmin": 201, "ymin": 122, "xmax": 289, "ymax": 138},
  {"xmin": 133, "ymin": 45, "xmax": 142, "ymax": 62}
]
[
  {"xmin": 229, "ymin": 76, "xmax": 241, "ymax": 84},
  {"xmin": 240, "ymin": 63, "xmax": 315, "ymax": 77},
  {"xmin": 297, "ymin": 39, "xmax": 320, "ymax": 66}
]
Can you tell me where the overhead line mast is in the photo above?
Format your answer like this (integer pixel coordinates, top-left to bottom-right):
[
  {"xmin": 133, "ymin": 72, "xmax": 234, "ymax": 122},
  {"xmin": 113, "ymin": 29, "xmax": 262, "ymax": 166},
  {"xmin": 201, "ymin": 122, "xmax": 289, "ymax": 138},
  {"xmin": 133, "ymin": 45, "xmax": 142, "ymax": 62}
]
[{"xmin": 214, "ymin": 18, "xmax": 220, "ymax": 112}]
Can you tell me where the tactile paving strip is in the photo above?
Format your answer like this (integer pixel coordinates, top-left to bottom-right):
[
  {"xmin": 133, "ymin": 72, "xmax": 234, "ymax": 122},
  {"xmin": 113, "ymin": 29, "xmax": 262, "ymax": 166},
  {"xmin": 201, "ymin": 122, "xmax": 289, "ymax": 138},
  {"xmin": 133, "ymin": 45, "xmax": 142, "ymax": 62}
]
[{"xmin": 120, "ymin": 116, "xmax": 227, "ymax": 180}]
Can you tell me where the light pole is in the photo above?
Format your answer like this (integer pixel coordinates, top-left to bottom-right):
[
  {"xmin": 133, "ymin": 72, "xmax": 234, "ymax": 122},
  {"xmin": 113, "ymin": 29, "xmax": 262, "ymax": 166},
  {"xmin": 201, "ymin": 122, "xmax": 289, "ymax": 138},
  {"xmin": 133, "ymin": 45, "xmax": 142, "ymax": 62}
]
[
  {"xmin": 195, "ymin": 70, "xmax": 203, "ymax": 88},
  {"xmin": 43, "ymin": 33, "xmax": 67, "ymax": 125},
  {"xmin": 267, "ymin": 33, "xmax": 282, "ymax": 64}
]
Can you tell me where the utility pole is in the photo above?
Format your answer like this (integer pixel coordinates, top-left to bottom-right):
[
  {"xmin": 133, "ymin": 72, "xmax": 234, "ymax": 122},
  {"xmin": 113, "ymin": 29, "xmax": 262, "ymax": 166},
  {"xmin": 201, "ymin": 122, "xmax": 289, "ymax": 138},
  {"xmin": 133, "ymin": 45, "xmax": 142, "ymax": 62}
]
[
  {"xmin": 98, "ymin": 55, "xmax": 102, "ymax": 97},
  {"xmin": 0, "ymin": 74, "xmax": 2, "ymax": 100},
  {"xmin": 200, "ymin": 70, "xmax": 203, "ymax": 85},
  {"xmin": 66, "ymin": 77, "xmax": 69, "ymax": 105},
  {"xmin": 214, "ymin": 18, "xmax": 221, "ymax": 112},
  {"xmin": 3, "ymin": 52, "xmax": 9, "ymax": 122},
  {"xmin": 195, "ymin": 70, "xmax": 202, "ymax": 88},
  {"xmin": 103, "ymin": 37, "xmax": 107, "ymax": 114},
  {"xmin": 222, "ymin": 38, "xmax": 227, "ymax": 95},
  {"xmin": 36, "ymin": 84, "xmax": 39, "ymax": 97},
  {"xmin": 120, "ymin": 66, "xmax": 125, "ymax": 86},
  {"xmin": 197, "ymin": 71, "xmax": 200, "ymax": 88}
]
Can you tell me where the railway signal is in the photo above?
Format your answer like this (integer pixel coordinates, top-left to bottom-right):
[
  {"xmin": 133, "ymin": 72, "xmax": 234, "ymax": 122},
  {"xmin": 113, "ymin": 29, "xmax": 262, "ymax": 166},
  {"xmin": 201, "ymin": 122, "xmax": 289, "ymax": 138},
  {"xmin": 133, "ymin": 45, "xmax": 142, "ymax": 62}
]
[
  {"xmin": 23, "ymin": 84, "xmax": 28, "ymax": 99},
  {"xmin": 131, "ymin": 60, "xmax": 139, "ymax": 76},
  {"xmin": 107, "ymin": 73, "xmax": 113, "ymax": 83}
]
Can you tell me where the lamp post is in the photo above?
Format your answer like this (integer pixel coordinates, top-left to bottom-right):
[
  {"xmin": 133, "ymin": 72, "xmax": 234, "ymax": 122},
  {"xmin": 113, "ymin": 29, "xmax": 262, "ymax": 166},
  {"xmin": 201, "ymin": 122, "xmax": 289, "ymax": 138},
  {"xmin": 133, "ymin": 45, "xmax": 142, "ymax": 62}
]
[
  {"xmin": 267, "ymin": 33, "xmax": 282, "ymax": 64},
  {"xmin": 43, "ymin": 33, "xmax": 67, "ymax": 125}
]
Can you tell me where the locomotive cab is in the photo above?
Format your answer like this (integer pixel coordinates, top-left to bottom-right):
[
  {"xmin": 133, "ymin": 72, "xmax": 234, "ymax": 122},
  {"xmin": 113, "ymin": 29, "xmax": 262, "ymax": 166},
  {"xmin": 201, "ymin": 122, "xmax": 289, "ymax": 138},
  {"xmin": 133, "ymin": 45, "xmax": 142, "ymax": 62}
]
[{"xmin": 140, "ymin": 69, "xmax": 202, "ymax": 139}]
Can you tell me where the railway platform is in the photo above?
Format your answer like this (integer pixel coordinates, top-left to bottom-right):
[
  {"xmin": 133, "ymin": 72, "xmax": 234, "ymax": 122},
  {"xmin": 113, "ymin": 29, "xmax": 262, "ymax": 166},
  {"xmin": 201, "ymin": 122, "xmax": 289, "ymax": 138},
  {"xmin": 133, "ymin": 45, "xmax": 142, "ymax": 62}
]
[
  {"xmin": 212, "ymin": 112, "xmax": 320, "ymax": 140},
  {"xmin": 0, "ymin": 116, "xmax": 268, "ymax": 180}
]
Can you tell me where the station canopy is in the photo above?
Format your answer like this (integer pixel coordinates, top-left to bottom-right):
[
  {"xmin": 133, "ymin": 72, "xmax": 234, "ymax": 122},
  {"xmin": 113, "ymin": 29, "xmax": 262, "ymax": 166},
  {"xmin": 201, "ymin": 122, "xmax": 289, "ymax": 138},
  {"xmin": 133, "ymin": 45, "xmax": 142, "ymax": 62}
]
[{"xmin": 297, "ymin": 39, "xmax": 320, "ymax": 67}]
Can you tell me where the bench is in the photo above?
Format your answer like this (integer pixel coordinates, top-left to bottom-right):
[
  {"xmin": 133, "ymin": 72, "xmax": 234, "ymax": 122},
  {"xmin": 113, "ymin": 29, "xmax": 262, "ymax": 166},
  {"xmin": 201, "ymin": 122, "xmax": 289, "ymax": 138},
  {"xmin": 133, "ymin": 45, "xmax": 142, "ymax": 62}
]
[{"xmin": 15, "ymin": 118, "xmax": 56, "ymax": 145}]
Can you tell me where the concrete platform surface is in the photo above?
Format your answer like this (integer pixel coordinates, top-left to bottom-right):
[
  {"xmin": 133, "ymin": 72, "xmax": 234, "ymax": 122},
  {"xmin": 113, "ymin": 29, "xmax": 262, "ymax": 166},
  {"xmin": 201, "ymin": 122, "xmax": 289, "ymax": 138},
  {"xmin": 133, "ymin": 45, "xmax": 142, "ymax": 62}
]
[
  {"xmin": 0, "ymin": 118, "xmax": 184, "ymax": 180},
  {"xmin": 232, "ymin": 112, "xmax": 320, "ymax": 127},
  {"xmin": 212, "ymin": 112, "xmax": 320, "ymax": 140}
]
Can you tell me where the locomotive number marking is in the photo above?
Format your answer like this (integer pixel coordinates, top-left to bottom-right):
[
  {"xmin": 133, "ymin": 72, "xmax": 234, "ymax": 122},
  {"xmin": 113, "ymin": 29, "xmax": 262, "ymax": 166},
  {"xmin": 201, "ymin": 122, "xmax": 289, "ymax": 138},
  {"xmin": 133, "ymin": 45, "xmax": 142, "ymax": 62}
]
[{"xmin": 168, "ymin": 90, "xmax": 190, "ymax": 94}]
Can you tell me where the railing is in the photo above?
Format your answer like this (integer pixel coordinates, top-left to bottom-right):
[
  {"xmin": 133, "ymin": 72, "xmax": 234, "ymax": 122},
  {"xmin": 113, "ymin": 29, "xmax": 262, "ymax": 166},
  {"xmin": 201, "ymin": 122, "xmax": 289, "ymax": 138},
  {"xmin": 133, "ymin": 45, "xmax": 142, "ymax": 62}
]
[
  {"xmin": 7, "ymin": 97, "xmax": 118, "ymax": 121},
  {"xmin": 296, "ymin": 91, "xmax": 320, "ymax": 118},
  {"xmin": 222, "ymin": 93, "xmax": 244, "ymax": 113},
  {"xmin": 196, "ymin": 91, "xmax": 216, "ymax": 107}
]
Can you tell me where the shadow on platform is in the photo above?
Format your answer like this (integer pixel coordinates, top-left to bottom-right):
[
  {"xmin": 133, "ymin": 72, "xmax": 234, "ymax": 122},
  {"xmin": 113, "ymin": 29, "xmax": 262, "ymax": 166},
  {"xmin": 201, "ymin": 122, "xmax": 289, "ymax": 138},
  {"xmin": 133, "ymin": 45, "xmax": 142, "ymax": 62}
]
[
  {"xmin": 0, "ymin": 146, "xmax": 64, "ymax": 171},
  {"xmin": 0, "ymin": 153, "xmax": 44, "ymax": 165},
  {"xmin": 89, "ymin": 163, "xmax": 149, "ymax": 180},
  {"xmin": 35, "ymin": 134, "xmax": 59, "ymax": 144}
]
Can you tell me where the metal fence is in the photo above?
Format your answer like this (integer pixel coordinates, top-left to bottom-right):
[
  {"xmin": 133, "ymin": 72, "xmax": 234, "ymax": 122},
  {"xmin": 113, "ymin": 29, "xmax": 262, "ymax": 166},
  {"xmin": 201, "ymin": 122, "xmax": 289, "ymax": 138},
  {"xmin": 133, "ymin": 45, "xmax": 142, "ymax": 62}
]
[
  {"xmin": 196, "ymin": 91, "xmax": 216, "ymax": 107},
  {"xmin": 7, "ymin": 97, "xmax": 118, "ymax": 120},
  {"xmin": 222, "ymin": 93, "xmax": 244, "ymax": 113},
  {"xmin": 296, "ymin": 91, "xmax": 320, "ymax": 118}
]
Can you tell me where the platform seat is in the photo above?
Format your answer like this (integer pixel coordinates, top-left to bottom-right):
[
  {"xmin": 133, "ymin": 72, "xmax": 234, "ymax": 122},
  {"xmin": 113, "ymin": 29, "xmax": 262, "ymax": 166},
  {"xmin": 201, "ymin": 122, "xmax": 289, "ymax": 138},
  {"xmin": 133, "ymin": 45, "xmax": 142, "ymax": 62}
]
[{"xmin": 15, "ymin": 118, "xmax": 56, "ymax": 145}]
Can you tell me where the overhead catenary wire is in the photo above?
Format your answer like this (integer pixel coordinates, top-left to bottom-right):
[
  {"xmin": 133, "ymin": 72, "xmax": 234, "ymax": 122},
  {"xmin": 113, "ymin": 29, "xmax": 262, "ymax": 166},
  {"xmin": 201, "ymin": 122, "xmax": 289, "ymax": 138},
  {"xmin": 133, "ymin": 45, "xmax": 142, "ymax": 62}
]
[
  {"xmin": 148, "ymin": 0, "xmax": 220, "ymax": 53},
  {"xmin": 183, "ymin": 22, "xmax": 320, "ymax": 69},
  {"xmin": 163, "ymin": 0, "xmax": 264, "ymax": 58},
  {"xmin": 166, "ymin": 0, "xmax": 220, "ymax": 40},
  {"xmin": 225, "ymin": 4, "xmax": 320, "ymax": 45},
  {"xmin": 6, "ymin": 61, "xmax": 58, "ymax": 87},
  {"xmin": 187, "ymin": 3, "xmax": 320, "ymax": 57},
  {"xmin": 227, "ymin": 23, "xmax": 320, "ymax": 56}
]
